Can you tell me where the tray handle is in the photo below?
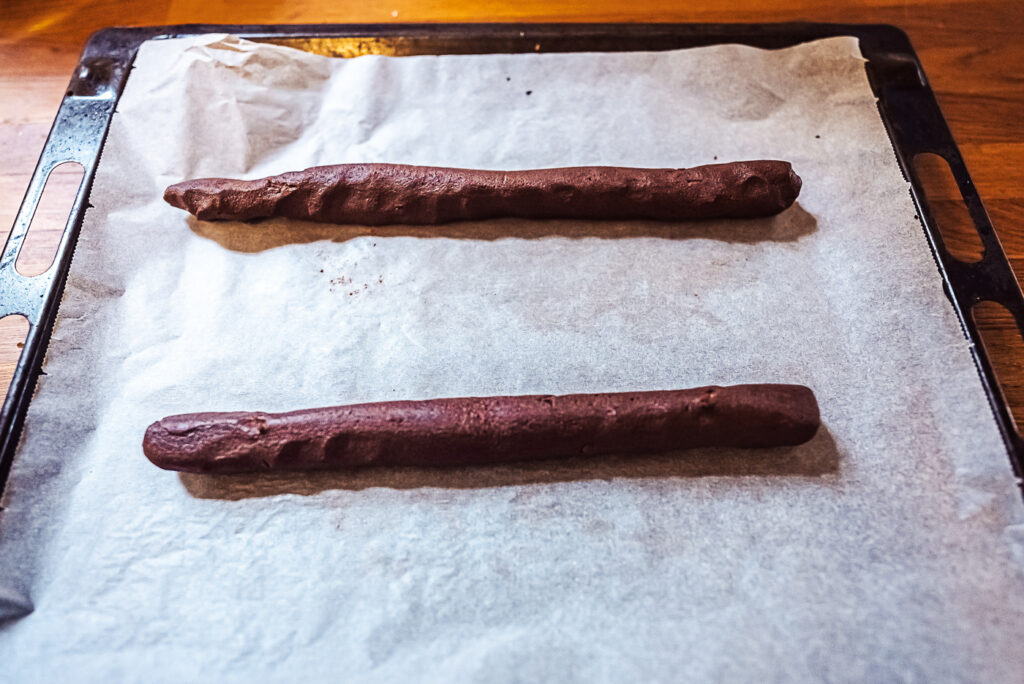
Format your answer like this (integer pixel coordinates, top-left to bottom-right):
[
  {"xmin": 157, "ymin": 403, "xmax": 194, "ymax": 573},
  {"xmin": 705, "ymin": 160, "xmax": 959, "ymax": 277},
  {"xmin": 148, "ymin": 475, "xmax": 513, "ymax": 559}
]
[
  {"xmin": 868, "ymin": 39, "xmax": 1024, "ymax": 477},
  {"xmin": 0, "ymin": 41, "xmax": 131, "ymax": 486}
]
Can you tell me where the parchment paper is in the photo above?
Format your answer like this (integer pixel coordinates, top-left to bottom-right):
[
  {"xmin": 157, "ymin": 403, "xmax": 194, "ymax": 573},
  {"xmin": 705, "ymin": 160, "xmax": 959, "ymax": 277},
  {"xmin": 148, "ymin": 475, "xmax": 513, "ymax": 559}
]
[{"xmin": 2, "ymin": 34, "xmax": 1024, "ymax": 681}]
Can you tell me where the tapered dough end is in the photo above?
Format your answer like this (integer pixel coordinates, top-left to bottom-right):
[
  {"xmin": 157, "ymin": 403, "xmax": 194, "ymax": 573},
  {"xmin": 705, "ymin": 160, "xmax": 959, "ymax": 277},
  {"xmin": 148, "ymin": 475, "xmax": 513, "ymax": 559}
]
[
  {"xmin": 784, "ymin": 164, "xmax": 803, "ymax": 208},
  {"xmin": 143, "ymin": 411, "xmax": 260, "ymax": 474},
  {"xmin": 162, "ymin": 182, "xmax": 188, "ymax": 211},
  {"xmin": 143, "ymin": 418, "xmax": 183, "ymax": 471},
  {"xmin": 774, "ymin": 383, "xmax": 820, "ymax": 443}
]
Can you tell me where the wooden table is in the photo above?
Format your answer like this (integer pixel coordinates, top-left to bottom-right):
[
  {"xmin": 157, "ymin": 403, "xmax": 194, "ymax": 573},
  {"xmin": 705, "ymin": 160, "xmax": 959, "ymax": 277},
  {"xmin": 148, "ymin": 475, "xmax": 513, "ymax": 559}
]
[{"xmin": 2, "ymin": 1, "xmax": 1023, "ymax": 424}]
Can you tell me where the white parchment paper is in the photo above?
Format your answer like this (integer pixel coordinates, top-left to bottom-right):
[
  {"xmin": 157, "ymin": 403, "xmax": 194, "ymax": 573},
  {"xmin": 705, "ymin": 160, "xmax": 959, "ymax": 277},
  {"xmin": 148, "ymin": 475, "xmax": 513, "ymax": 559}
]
[{"xmin": 2, "ymin": 35, "xmax": 1024, "ymax": 681}]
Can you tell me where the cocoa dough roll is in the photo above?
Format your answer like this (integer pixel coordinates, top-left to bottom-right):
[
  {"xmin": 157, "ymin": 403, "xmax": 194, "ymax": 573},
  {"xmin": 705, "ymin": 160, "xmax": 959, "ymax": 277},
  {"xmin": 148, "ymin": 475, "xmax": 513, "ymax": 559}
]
[
  {"xmin": 143, "ymin": 384, "xmax": 820, "ymax": 474},
  {"xmin": 163, "ymin": 160, "xmax": 802, "ymax": 225}
]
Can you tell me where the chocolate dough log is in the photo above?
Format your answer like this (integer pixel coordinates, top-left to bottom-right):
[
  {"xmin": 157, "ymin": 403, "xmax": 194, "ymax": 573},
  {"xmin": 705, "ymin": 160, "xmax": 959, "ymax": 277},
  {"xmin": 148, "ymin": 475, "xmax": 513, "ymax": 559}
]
[
  {"xmin": 143, "ymin": 384, "xmax": 819, "ymax": 474},
  {"xmin": 163, "ymin": 161, "xmax": 802, "ymax": 225}
]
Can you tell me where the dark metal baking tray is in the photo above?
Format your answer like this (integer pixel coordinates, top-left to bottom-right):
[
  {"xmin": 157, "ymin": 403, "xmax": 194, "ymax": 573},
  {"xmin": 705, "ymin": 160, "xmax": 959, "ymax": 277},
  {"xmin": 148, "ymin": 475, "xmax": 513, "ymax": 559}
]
[{"xmin": 2, "ymin": 23, "xmax": 1022, "ymax": 493}]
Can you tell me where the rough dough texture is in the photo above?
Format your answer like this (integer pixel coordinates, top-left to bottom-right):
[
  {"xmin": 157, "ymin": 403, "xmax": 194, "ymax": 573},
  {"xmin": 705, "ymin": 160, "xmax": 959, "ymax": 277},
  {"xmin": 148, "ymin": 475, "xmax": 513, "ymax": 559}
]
[
  {"xmin": 143, "ymin": 384, "xmax": 820, "ymax": 474},
  {"xmin": 163, "ymin": 161, "xmax": 802, "ymax": 225}
]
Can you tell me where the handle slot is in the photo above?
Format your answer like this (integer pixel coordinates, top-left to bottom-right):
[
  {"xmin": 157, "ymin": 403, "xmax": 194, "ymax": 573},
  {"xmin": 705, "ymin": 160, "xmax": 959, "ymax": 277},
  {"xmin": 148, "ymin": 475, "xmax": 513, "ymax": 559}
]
[
  {"xmin": 14, "ymin": 161, "xmax": 85, "ymax": 277},
  {"xmin": 973, "ymin": 300, "xmax": 1024, "ymax": 437},
  {"xmin": 913, "ymin": 152, "xmax": 986, "ymax": 263}
]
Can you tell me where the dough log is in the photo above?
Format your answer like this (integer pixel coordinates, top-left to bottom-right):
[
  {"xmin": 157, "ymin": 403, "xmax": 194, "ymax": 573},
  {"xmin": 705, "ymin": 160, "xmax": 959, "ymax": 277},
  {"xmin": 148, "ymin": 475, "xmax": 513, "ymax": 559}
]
[
  {"xmin": 163, "ymin": 161, "xmax": 802, "ymax": 225},
  {"xmin": 143, "ymin": 384, "xmax": 820, "ymax": 474}
]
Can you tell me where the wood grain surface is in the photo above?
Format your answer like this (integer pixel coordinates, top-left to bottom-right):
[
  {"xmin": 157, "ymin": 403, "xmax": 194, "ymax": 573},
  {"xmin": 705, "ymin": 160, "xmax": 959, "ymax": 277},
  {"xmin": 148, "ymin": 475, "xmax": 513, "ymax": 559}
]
[{"xmin": 2, "ymin": 1, "xmax": 1023, "ymax": 428}]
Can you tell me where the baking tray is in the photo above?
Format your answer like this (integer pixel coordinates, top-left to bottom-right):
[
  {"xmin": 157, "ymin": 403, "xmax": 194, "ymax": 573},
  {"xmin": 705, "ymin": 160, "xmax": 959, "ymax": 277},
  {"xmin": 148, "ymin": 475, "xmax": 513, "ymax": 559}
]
[{"xmin": 2, "ymin": 22, "xmax": 1022, "ymax": 494}]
